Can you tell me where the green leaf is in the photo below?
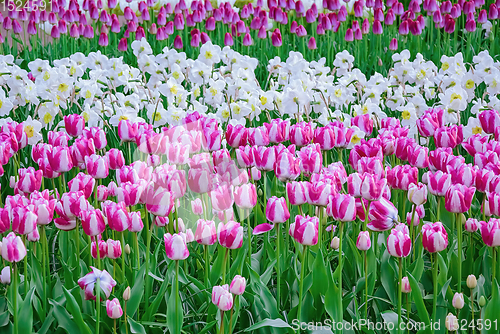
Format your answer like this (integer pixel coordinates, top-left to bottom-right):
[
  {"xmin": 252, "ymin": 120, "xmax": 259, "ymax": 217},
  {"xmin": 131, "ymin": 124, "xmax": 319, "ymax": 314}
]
[
  {"xmin": 407, "ymin": 273, "xmax": 430, "ymax": 330},
  {"xmin": 50, "ymin": 299, "xmax": 82, "ymax": 334},
  {"xmin": 18, "ymin": 287, "xmax": 35, "ymax": 334},
  {"xmin": 244, "ymin": 318, "xmax": 294, "ymax": 333},
  {"xmin": 166, "ymin": 273, "xmax": 183, "ymax": 334},
  {"xmin": 127, "ymin": 265, "xmax": 146, "ymax": 317},
  {"xmin": 483, "ymin": 279, "xmax": 500, "ymax": 334},
  {"xmin": 62, "ymin": 287, "xmax": 92, "ymax": 334},
  {"xmin": 128, "ymin": 317, "xmax": 147, "ymax": 334}
]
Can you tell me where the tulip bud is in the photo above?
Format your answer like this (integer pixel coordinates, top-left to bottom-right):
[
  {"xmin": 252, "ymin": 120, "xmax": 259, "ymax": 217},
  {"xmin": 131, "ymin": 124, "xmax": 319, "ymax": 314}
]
[
  {"xmin": 330, "ymin": 236, "xmax": 340, "ymax": 250},
  {"xmin": 124, "ymin": 244, "xmax": 131, "ymax": 254},
  {"xmin": 401, "ymin": 277, "xmax": 411, "ymax": 293},
  {"xmin": 452, "ymin": 292, "xmax": 464, "ymax": 309},
  {"xmin": 445, "ymin": 313, "xmax": 459, "ymax": 331},
  {"xmin": 230, "ymin": 275, "xmax": 246, "ymax": 295},
  {"xmin": 106, "ymin": 298, "xmax": 123, "ymax": 319},
  {"xmin": 123, "ymin": 286, "xmax": 131, "ymax": 301},
  {"xmin": 479, "ymin": 295, "xmax": 486, "ymax": 307},
  {"xmin": 356, "ymin": 231, "xmax": 371, "ymax": 251},
  {"xmin": 0, "ymin": 266, "xmax": 11, "ymax": 285},
  {"xmin": 466, "ymin": 274, "xmax": 477, "ymax": 289}
]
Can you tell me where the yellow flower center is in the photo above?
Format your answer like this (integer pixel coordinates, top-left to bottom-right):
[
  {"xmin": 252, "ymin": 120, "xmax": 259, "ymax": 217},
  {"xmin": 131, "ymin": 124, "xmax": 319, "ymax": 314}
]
[
  {"xmin": 402, "ymin": 110, "xmax": 411, "ymax": 120},
  {"xmin": 472, "ymin": 126, "xmax": 482, "ymax": 135},
  {"xmin": 43, "ymin": 113, "xmax": 53, "ymax": 124},
  {"xmin": 154, "ymin": 112, "xmax": 162, "ymax": 121},
  {"xmin": 70, "ymin": 66, "xmax": 76, "ymax": 75},
  {"xmin": 351, "ymin": 135, "xmax": 361, "ymax": 144},
  {"xmin": 82, "ymin": 112, "xmax": 90, "ymax": 122},
  {"xmin": 119, "ymin": 115, "xmax": 128, "ymax": 121},
  {"xmin": 173, "ymin": 71, "xmax": 180, "ymax": 80},
  {"xmin": 85, "ymin": 90, "xmax": 92, "ymax": 99},
  {"xmin": 170, "ymin": 86, "xmax": 178, "ymax": 95},
  {"xmin": 222, "ymin": 110, "xmax": 230, "ymax": 119},
  {"xmin": 24, "ymin": 125, "xmax": 34, "ymax": 138},
  {"xmin": 205, "ymin": 51, "xmax": 213, "ymax": 60},
  {"xmin": 260, "ymin": 96, "xmax": 268, "ymax": 105},
  {"xmin": 335, "ymin": 89, "xmax": 342, "ymax": 98},
  {"xmin": 58, "ymin": 83, "xmax": 69, "ymax": 92},
  {"xmin": 466, "ymin": 79, "xmax": 474, "ymax": 89},
  {"xmin": 450, "ymin": 93, "xmax": 462, "ymax": 102},
  {"xmin": 442, "ymin": 62, "xmax": 450, "ymax": 71},
  {"xmin": 210, "ymin": 87, "xmax": 217, "ymax": 96},
  {"xmin": 43, "ymin": 72, "xmax": 50, "ymax": 81}
]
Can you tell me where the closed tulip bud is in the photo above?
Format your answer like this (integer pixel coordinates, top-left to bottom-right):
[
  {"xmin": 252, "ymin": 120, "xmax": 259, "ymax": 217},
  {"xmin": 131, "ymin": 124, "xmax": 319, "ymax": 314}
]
[
  {"xmin": 330, "ymin": 236, "xmax": 340, "ymax": 249},
  {"xmin": 286, "ymin": 181, "xmax": 308, "ymax": 206},
  {"xmin": 85, "ymin": 154, "xmax": 109, "ymax": 179},
  {"xmin": 164, "ymin": 233, "xmax": 189, "ymax": 260},
  {"xmin": 106, "ymin": 239, "xmax": 122, "ymax": 259},
  {"xmin": 389, "ymin": 37, "xmax": 398, "ymax": 50},
  {"xmin": 0, "ymin": 266, "xmax": 10, "ymax": 284},
  {"xmin": 106, "ymin": 298, "xmax": 123, "ymax": 319},
  {"xmin": 188, "ymin": 168, "xmax": 214, "ymax": 194},
  {"xmin": 218, "ymin": 221, "xmax": 243, "ymax": 249},
  {"xmin": 106, "ymin": 149, "xmax": 125, "ymax": 170},
  {"xmin": 408, "ymin": 182, "xmax": 428, "ymax": 205},
  {"xmin": 465, "ymin": 218, "xmax": 479, "ymax": 232},
  {"xmin": 230, "ymin": 275, "xmax": 246, "ymax": 295},
  {"xmin": 422, "ymin": 222, "xmax": 448, "ymax": 253},
  {"xmin": 234, "ymin": 183, "xmax": 257, "ymax": 209},
  {"xmin": 82, "ymin": 127, "xmax": 107, "ymax": 151},
  {"xmin": 467, "ymin": 274, "xmax": 477, "ymax": 289},
  {"xmin": 452, "ymin": 294, "xmax": 465, "ymax": 310},
  {"xmin": 327, "ymin": 193, "xmax": 356, "ymax": 222},
  {"xmin": 2, "ymin": 232, "xmax": 27, "ymax": 262},
  {"xmin": 480, "ymin": 219, "xmax": 500, "ymax": 247},
  {"xmin": 144, "ymin": 183, "xmax": 175, "ymax": 217},
  {"xmin": 97, "ymin": 185, "xmax": 108, "ymax": 201},
  {"xmin": 356, "ymin": 231, "xmax": 371, "ymax": 251},
  {"xmin": 445, "ymin": 313, "xmax": 458, "ymax": 331},
  {"xmin": 210, "ymin": 183, "xmax": 234, "ymax": 212},
  {"xmin": 266, "ymin": 196, "xmax": 290, "ymax": 223},
  {"xmin": 191, "ymin": 198, "xmax": 204, "ymax": 216},
  {"xmin": 401, "ymin": 277, "xmax": 411, "ymax": 293},
  {"xmin": 479, "ymin": 295, "xmax": 486, "ymax": 307},
  {"xmin": 123, "ymin": 286, "xmax": 131, "ymax": 301},
  {"xmin": 297, "ymin": 144, "xmax": 322, "ymax": 175},
  {"xmin": 274, "ymin": 150, "xmax": 301, "ymax": 182},
  {"xmin": 124, "ymin": 244, "xmax": 131, "ymax": 254},
  {"xmin": 128, "ymin": 212, "xmax": 143, "ymax": 232},
  {"xmin": 212, "ymin": 285, "xmax": 233, "ymax": 311}
]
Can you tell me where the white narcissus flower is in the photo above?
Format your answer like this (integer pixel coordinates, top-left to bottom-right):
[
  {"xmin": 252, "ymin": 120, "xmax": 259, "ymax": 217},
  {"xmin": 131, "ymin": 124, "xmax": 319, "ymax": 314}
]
[{"xmin": 22, "ymin": 116, "xmax": 43, "ymax": 145}]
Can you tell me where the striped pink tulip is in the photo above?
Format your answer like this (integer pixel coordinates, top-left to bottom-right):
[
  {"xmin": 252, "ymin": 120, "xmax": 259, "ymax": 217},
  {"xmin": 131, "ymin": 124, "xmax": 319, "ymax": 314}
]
[
  {"xmin": 1, "ymin": 232, "xmax": 27, "ymax": 262},
  {"xmin": 422, "ymin": 222, "xmax": 448, "ymax": 252},
  {"xmin": 387, "ymin": 228, "xmax": 411, "ymax": 257},
  {"xmin": 266, "ymin": 196, "xmax": 290, "ymax": 223},
  {"xmin": 164, "ymin": 233, "xmax": 189, "ymax": 260}
]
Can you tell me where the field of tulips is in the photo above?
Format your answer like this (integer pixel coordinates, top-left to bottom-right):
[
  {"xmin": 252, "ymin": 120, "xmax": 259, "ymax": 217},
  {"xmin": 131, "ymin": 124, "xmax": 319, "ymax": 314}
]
[{"xmin": 0, "ymin": 0, "xmax": 500, "ymax": 333}]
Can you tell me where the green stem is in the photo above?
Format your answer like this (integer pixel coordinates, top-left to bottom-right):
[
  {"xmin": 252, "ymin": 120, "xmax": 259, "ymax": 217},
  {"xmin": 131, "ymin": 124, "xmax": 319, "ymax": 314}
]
[
  {"xmin": 398, "ymin": 257, "xmax": 403, "ymax": 334},
  {"xmin": 338, "ymin": 220, "xmax": 343, "ymax": 301},
  {"xmin": 247, "ymin": 210, "xmax": 252, "ymax": 267},
  {"xmin": 121, "ymin": 232, "xmax": 126, "ymax": 283},
  {"xmin": 124, "ymin": 302, "xmax": 129, "ymax": 334},
  {"xmin": 364, "ymin": 250, "xmax": 368, "ymax": 319},
  {"xmin": 298, "ymin": 246, "xmax": 307, "ymax": 326},
  {"xmin": 220, "ymin": 311, "xmax": 225, "ymax": 334},
  {"xmin": 96, "ymin": 277, "xmax": 101, "ymax": 334},
  {"xmin": 406, "ymin": 293, "xmax": 410, "ymax": 334},
  {"xmin": 134, "ymin": 232, "xmax": 140, "ymax": 270},
  {"xmin": 175, "ymin": 260, "xmax": 180, "ymax": 332},
  {"xmin": 144, "ymin": 211, "xmax": 153, "ymax": 312},
  {"xmin": 222, "ymin": 247, "xmax": 229, "ymax": 284},
  {"xmin": 493, "ymin": 247, "xmax": 497, "ymax": 283},
  {"xmin": 457, "ymin": 213, "xmax": 462, "ymax": 293},
  {"xmin": 114, "ymin": 319, "xmax": 117, "ymax": 334},
  {"xmin": 276, "ymin": 222, "xmax": 281, "ymax": 310},
  {"xmin": 41, "ymin": 225, "xmax": 47, "ymax": 319},
  {"xmin": 13, "ymin": 263, "xmax": 18, "ymax": 334},
  {"xmin": 437, "ymin": 197, "xmax": 441, "ymax": 222},
  {"xmin": 471, "ymin": 289, "xmax": 475, "ymax": 334},
  {"xmin": 432, "ymin": 253, "xmax": 439, "ymax": 334},
  {"xmin": 23, "ymin": 235, "xmax": 28, "ymax": 294},
  {"xmin": 410, "ymin": 206, "xmax": 416, "ymax": 262}
]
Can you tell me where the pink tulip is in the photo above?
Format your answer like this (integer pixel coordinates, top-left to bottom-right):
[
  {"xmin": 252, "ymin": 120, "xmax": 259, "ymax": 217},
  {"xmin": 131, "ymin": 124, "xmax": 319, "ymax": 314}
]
[
  {"xmin": 64, "ymin": 114, "xmax": 85, "ymax": 137},
  {"xmin": 230, "ymin": 275, "xmax": 246, "ymax": 295},
  {"xmin": 106, "ymin": 149, "xmax": 125, "ymax": 170},
  {"xmin": 106, "ymin": 239, "xmax": 122, "ymax": 259},
  {"xmin": 408, "ymin": 182, "xmax": 428, "ymax": 205},
  {"xmin": 417, "ymin": 108, "xmax": 444, "ymax": 137},
  {"xmin": 195, "ymin": 219, "xmax": 217, "ymax": 245},
  {"xmin": 128, "ymin": 212, "xmax": 144, "ymax": 232},
  {"xmin": 212, "ymin": 285, "xmax": 233, "ymax": 311},
  {"xmin": 434, "ymin": 125, "xmax": 463, "ymax": 149},
  {"xmin": 191, "ymin": 198, "xmax": 204, "ymax": 216},
  {"xmin": 367, "ymin": 198, "xmax": 398, "ymax": 231},
  {"xmin": 480, "ymin": 219, "xmax": 500, "ymax": 247},
  {"xmin": 307, "ymin": 181, "xmax": 333, "ymax": 206},
  {"xmin": 164, "ymin": 233, "xmax": 189, "ymax": 260},
  {"xmin": 82, "ymin": 127, "xmax": 107, "ymax": 150},
  {"xmin": 351, "ymin": 114, "xmax": 373, "ymax": 135},
  {"xmin": 118, "ymin": 119, "xmax": 138, "ymax": 142},
  {"xmin": 248, "ymin": 126, "xmax": 269, "ymax": 146},
  {"xmin": 297, "ymin": 144, "xmax": 322, "ymax": 175},
  {"xmin": 210, "ymin": 183, "xmax": 234, "ymax": 212},
  {"xmin": 264, "ymin": 119, "xmax": 290, "ymax": 144},
  {"xmin": 234, "ymin": 183, "xmax": 257, "ymax": 209},
  {"xmin": 422, "ymin": 222, "xmax": 448, "ymax": 252},
  {"xmin": 0, "ymin": 208, "xmax": 9, "ymax": 233},
  {"xmin": 426, "ymin": 171, "xmax": 452, "ymax": 197},
  {"xmin": 68, "ymin": 172, "xmax": 96, "ymax": 199},
  {"xmin": 253, "ymin": 146, "xmax": 277, "ymax": 171},
  {"xmin": 444, "ymin": 184, "xmax": 475, "ymax": 213},
  {"xmin": 465, "ymin": 218, "xmax": 480, "ymax": 232},
  {"xmin": 289, "ymin": 122, "xmax": 313, "ymax": 147},
  {"xmin": 188, "ymin": 168, "xmax": 214, "ymax": 194},
  {"xmin": 85, "ymin": 154, "xmax": 109, "ymax": 179},
  {"xmin": 71, "ymin": 137, "xmax": 96, "ymax": 169},
  {"xmin": 479, "ymin": 109, "xmax": 500, "ymax": 134},
  {"xmin": 289, "ymin": 215, "xmax": 319, "ymax": 246},
  {"xmin": 1, "ymin": 232, "xmax": 27, "ymax": 262},
  {"xmin": 11, "ymin": 205, "xmax": 37, "ymax": 235},
  {"xmin": 103, "ymin": 201, "xmax": 129, "ymax": 232},
  {"xmin": 17, "ymin": 167, "xmax": 43, "ymax": 194},
  {"xmin": 327, "ymin": 193, "xmax": 356, "ymax": 222},
  {"xmin": 144, "ymin": 182, "xmax": 175, "ymax": 217},
  {"xmin": 286, "ymin": 181, "xmax": 308, "ymax": 206},
  {"xmin": 356, "ymin": 231, "xmax": 371, "ymax": 250},
  {"xmin": 274, "ymin": 150, "xmax": 301, "ymax": 182},
  {"xmin": 106, "ymin": 298, "xmax": 123, "ymax": 319},
  {"xmin": 217, "ymin": 221, "xmax": 243, "ymax": 249},
  {"xmin": 313, "ymin": 126, "xmax": 336, "ymax": 151},
  {"xmin": 360, "ymin": 173, "xmax": 387, "ymax": 201},
  {"xmin": 266, "ymin": 196, "xmax": 290, "ymax": 223},
  {"xmin": 48, "ymin": 131, "xmax": 70, "ymax": 147},
  {"xmin": 226, "ymin": 123, "xmax": 248, "ymax": 148},
  {"xmin": 235, "ymin": 146, "xmax": 254, "ymax": 168},
  {"xmin": 81, "ymin": 209, "xmax": 106, "ymax": 236},
  {"xmin": 407, "ymin": 145, "xmax": 429, "ymax": 168},
  {"xmin": 387, "ymin": 228, "xmax": 411, "ymax": 257}
]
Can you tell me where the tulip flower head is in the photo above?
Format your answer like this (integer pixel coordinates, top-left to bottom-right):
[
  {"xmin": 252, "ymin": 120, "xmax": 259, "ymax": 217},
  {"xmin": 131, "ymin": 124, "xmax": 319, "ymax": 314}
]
[
  {"xmin": 1, "ymin": 232, "xmax": 27, "ymax": 262},
  {"xmin": 164, "ymin": 233, "xmax": 190, "ymax": 260},
  {"xmin": 422, "ymin": 222, "xmax": 448, "ymax": 253},
  {"xmin": 78, "ymin": 266, "xmax": 117, "ymax": 300},
  {"xmin": 106, "ymin": 298, "xmax": 123, "ymax": 319}
]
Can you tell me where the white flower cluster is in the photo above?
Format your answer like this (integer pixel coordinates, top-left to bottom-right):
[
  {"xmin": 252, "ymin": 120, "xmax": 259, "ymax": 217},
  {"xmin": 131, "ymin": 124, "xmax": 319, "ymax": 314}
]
[{"xmin": 0, "ymin": 39, "xmax": 498, "ymax": 146}]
